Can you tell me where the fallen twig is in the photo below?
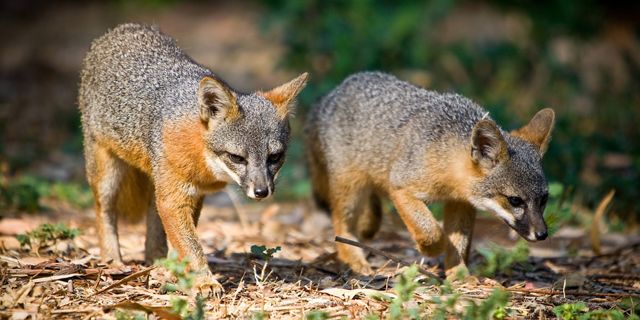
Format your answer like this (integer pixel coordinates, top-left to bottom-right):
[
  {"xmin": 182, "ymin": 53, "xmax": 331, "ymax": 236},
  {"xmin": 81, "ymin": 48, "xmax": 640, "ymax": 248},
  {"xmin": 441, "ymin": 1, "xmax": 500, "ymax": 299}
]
[
  {"xmin": 92, "ymin": 266, "xmax": 155, "ymax": 296},
  {"xmin": 334, "ymin": 236, "xmax": 442, "ymax": 283}
]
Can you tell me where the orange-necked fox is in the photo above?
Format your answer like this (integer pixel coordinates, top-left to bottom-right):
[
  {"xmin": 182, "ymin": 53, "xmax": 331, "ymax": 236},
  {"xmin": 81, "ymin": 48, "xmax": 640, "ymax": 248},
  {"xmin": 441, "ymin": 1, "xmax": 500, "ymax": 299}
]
[
  {"xmin": 79, "ymin": 23, "xmax": 307, "ymax": 292},
  {"xmin": 306, "ymin": 72, "xmax": 554, "ymax": 277}
]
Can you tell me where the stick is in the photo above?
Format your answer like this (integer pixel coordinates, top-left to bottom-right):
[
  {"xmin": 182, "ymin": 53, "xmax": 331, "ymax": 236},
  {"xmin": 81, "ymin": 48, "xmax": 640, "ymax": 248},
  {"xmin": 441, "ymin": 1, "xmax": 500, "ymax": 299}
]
[
  {"xmin": 507, "ymin": 288, "xmax": 640, "ymax": 298},
  {"xmin": 334, "ymin": 236, "xmax": 441, "ymax": 283},
  {"xmin": 91, "ymin": 266, "xmax": 155, "ymax": 296}
]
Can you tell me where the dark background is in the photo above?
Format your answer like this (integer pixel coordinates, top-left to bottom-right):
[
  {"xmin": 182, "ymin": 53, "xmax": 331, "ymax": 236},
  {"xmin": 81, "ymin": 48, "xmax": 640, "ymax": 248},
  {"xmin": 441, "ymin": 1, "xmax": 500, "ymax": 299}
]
[{"xmin": 1, "ymin": 0, "xmax": 638, "ymax": 228}]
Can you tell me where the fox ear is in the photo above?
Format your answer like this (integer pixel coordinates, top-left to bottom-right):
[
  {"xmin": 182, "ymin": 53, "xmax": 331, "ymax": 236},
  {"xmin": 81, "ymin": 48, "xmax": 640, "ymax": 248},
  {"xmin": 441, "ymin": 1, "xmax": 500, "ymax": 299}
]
[
  {"xmin": 471, "ymin": 119, "xmax": 508, "ymax": 169},
  {"xmin": 198, "ymin": 76, "xmax": 240, "ymax": 123},
  {"xmin": 259, "ymin": 72, "xmax": 309, "ymax": 119},
  {"xmin": 511, "ymin": 108, "xmax": 555, "ymax": 156}
]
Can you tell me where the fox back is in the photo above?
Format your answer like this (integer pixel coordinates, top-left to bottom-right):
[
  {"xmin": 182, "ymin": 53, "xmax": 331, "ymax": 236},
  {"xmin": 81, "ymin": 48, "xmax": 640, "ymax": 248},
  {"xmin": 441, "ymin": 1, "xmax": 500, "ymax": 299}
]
[{"xmin": 306, "ymin": 71, "xmax": 554, "ymax": 275}]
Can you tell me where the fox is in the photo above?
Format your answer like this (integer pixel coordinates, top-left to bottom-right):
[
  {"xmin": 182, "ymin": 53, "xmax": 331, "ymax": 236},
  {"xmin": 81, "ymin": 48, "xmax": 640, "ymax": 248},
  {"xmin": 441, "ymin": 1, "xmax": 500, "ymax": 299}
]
[
  {"xmin": 79, "ymin": 23, "xmax": 308, "ymax": 292},
  {"xmin": 305, "ymin": 71, "xmax": 554, "ymax": 277}
]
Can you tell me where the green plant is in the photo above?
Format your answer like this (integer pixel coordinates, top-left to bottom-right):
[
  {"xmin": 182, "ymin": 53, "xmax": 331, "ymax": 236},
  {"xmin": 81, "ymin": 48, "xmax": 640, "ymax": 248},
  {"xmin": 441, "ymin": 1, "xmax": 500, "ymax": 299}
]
[
  {"xmin": 0, "ymin": 174, "xmax": 94, "ymax": 212},
  {"xmin": 15, "ymin": 223, "xmax": 81, "ymax": 251},
  {"xmin": 461, "ymin": 288, "xmax": 510, "ymax": 320},
  {"xmin": 387, "ymin": 265, "xmax": 421, "ymax": 320},
  {"xmin": 0, "ymin": 176, "xmax": 43, "ymax": 213},
  {"xmin": 474, "ymin": 239, "xmax": 530, "ymax": 277},
  {"xmin": 252, "ymin": 311, "xmax": 268, "ymax": 320},
  {"xmin": 250, "ymin": 245, "xmax": 282, "ymax": 261},
  {"xmin": 305, "ymin": 310, "xmax": 331, "ymax": 320},
  {"xmin": 432, "ymin": 284, "xmax": 510, "ymax": 319},
  {"xmin": 114, "ymin": 309, "xmax": 146, "ymax": 320},
  {"xmin": 154, "ymin": 252, "xmax": 205, "ymax": 320},
  {"xmin": 553, "ymin": 302, "xmax": 639, "ymax": 320},
  {"xmin": 49, "ymin": 181, "xmax": 93, "ymax": 209},
  {"xmin": 544, "ymin": 182, "xmax": 576, "ymax": 236}
]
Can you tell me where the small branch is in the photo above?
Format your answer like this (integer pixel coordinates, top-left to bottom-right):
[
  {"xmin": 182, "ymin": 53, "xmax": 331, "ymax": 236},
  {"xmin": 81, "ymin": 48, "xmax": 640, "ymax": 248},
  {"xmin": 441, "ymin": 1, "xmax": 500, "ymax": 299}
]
[
  {"xmin": 507, "ymin": 287, "xmax": 640, "ymax": 298},
  {"xmin": 334, "ymin": 236, "xmax": 441, "ymax": 283},
  {"xmin": 91, "ymin": 266, "xmax": 155, "ymax": 296}
]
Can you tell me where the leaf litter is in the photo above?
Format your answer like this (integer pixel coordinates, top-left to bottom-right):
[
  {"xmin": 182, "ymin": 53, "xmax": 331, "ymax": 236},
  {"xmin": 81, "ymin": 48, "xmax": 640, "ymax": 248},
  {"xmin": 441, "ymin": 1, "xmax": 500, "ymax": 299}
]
[{"xmin": 1, "ymin": 196, "xmax": 639, "ymax": 319}]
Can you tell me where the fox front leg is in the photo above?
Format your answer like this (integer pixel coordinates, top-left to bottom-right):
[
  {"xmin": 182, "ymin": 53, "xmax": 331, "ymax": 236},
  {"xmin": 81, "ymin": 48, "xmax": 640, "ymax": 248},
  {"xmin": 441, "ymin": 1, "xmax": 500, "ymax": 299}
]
[
  {"xmin": 154, "ymin": 179, "xmax": 221, "ymax": 296},
  {"xmin": 443, "ymin": 200, "xmax": 476, "ymax": 279},
  {"xmin": 390, "ymin": 190, "xmax": 446, "ymax": 257}
]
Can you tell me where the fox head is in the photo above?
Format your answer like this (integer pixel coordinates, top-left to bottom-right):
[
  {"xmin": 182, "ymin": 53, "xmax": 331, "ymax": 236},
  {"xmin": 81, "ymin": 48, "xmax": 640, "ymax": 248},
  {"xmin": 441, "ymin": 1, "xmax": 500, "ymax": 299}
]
[
  {"xmin": 468, "ymin": 109, "xmax": 555, "ymax": 241},
  {"xmin": 197, "ymin": 73, "xmax": 308, "ymax": 199}
]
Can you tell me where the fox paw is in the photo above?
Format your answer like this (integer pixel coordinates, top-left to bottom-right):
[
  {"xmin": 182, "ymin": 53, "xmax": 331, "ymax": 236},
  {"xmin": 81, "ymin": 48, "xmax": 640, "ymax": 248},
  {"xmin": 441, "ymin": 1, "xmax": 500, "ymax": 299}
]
[
  {"xmin": 193, "ymin": 273, "xmax": 224, "ymax": 297},
  {"xmin": 445, "ymin": 265, "xmax": 477, "ymax": 283},
  {"xmin": 348, "ymin": 260, "xmax": 374, "ymax": 275}
]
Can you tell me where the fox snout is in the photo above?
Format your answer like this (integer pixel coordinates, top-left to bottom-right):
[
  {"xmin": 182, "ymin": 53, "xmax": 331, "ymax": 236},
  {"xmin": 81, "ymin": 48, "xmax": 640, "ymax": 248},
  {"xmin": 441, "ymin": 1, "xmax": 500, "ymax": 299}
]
[
  {"xmin": 244, "ymin": 170, "xmax": 273, "ymax": 200},
  {"xmin": 514, "ymin": 207, "xmax": 548, "ymax": 242}
]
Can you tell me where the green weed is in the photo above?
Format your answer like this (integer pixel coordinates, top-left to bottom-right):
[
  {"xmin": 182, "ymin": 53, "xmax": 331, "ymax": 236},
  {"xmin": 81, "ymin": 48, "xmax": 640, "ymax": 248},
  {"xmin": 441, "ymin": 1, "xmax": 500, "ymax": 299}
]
[
  {"xmin": 553, "ymin": 302, "xmax": 639, "ymax": 320},
  {"xmin": 250, "ymin": 245, "xmax": 281, "ymax": 261},
  {"xmin": 15, "ymin": 223, "xmax": 81, "ymax": 251},
  {"xmin": 305, "ymin": 310, "xmax": 331, "ymax": 320},
  {"xmin": 153, "ymin": 252, "xmax": 205, "ymax": 320},
  {"xmin": 474, "ymin": 239, "xmax": 530, "ymax": 277},
  {"xmin": 544, "ymin": 182, "xmax": 576, "ymax": 236},
  {"xmin": 0, "ymin": 175, "xmax": 93, "ymax": 213}
]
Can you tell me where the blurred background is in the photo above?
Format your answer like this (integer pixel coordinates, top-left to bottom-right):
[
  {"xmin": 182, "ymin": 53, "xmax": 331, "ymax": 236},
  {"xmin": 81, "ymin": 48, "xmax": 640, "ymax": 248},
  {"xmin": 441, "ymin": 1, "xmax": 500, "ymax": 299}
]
[{"xmin": 1, "ymin": 0, "xmax": 639, "ymax": 231}]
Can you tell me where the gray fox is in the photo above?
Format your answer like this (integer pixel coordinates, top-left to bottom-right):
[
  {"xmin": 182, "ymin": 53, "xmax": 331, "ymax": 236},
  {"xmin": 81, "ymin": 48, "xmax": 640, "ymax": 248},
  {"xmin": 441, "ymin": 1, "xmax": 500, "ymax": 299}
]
[
  {"xmin": 306, "ymin": 71, "xmax": 554, "ymax": 277},
  {"xmin": 79, "ymin": 23, "xmax": 307, "ymax": 292}
]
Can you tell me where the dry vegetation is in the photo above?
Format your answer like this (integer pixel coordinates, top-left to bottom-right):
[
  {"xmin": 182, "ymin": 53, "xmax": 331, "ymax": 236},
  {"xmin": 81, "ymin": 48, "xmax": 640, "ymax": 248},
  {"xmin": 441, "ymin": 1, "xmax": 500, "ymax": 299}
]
[{"xmin": 1, "ymin": 191, "xmax": 639, "ymax": 319}]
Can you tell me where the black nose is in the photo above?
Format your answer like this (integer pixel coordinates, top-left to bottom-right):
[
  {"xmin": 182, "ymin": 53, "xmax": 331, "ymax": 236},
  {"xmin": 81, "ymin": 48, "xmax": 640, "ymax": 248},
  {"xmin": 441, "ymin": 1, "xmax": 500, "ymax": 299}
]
[
  {"xmin": 535, "ymin": 230, "xmax": 548, "ymax": 240},
  {"xmin": 254, "ymin": 188, "xmax": 269, "ymax": 199}
]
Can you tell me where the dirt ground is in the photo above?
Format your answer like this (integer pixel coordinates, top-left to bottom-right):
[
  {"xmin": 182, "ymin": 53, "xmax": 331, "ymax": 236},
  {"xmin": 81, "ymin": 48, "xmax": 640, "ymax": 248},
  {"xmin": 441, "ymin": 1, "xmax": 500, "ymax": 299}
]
[{"xmin": 1, "ymin": 190, "xmax": 639, "ymax": 319}]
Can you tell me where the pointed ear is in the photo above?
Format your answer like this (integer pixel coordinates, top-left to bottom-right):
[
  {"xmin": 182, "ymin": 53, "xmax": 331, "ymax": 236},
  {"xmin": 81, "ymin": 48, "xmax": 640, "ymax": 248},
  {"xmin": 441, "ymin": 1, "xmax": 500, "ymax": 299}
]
[
  {"xmin": 259, "ymin": 72, "xmax": 309, "ymax": 119},
  {"xmin": 471, "ymin": 119, "xmax": 508, "ymax": 170},
  {"xmin": 198, "ymin": 76, "xmax": 240, "ymax": 123},
  {"xmin": 511, "ymin": 108, "xmax": 555, "ymax": 155}
]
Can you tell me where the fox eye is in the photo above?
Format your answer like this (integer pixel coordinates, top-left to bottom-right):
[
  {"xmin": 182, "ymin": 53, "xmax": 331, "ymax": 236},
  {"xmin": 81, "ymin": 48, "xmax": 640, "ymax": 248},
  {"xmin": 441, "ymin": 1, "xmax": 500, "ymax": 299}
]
[
  {"xmin": 267, "ymin": 152, "xmax": 283, "ymax": 164},
  {"xmin": 507, "ymin": 196, "xmax": 525, "ymax": 208},
  {"xmin": 227, "ymin": 153, "xmax": 247, "ymax": 165}
]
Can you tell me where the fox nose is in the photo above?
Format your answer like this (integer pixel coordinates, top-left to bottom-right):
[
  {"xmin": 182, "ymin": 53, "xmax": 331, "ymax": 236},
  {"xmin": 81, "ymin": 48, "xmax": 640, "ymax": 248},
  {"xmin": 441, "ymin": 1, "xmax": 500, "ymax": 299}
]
[
  {"xmin": 253, "ymin": 188, "xmax": 269, "ymax": 199},
  {"xmin": 535, "ymin": 230, "xmax": 548, "ymax": 241}
]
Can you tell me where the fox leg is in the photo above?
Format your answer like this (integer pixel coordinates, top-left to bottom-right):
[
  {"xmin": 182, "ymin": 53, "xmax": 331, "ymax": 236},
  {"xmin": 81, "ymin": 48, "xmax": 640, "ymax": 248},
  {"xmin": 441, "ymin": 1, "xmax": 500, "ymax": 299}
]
[
  {"xmin": 154, "ymin": 186, "xmax": 208, "ymax": 271},
  {"xmin": 443, "ymin": 200, "xmax": 476, "ymax": 278},
  {"xmin": 356, "ymin": 192, "xmax": 382, "ymax": 240},
  {"xmin": 145, "ymin": 199, "xmax": 168, "ymax": 264},
  {"xmin": 330, "ymin": 173, "xmax": 374, "ymax": 274},
  {"xmin": 86, "ymin": 145, "xmax": 125, "ymax": 264},
  {"xmin": 153, "ymin": 179, "xmax": 220, "ymax": 294},
  {"xmin": 389, "ymin": 190, "xmax": 445, "ymax": 256}
]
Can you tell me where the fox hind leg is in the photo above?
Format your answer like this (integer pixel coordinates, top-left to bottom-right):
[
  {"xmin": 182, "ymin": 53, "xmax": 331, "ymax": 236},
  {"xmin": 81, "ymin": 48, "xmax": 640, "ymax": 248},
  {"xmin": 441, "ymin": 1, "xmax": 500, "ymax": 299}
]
[
  {"xmin": 329, "ymin": 171, "xmax": 375, "ymax": 274},
  {"xmin": 145, "ymin": 199, "xmax": 168, "ymax": 264},
  {"xmin": 356, "ymin": 192, "xmax": 383, "ymax": 240},
  {"xmin": 86, "ymin": 144, "xmax": 125, "ymax": 264}
]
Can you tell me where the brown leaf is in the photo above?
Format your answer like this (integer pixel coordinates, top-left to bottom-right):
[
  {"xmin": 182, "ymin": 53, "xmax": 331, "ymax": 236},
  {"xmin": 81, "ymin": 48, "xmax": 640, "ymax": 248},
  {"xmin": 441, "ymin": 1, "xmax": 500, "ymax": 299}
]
[{"xmin": 590, "ymin": 190, "xmax": 615, "ymax": 255}]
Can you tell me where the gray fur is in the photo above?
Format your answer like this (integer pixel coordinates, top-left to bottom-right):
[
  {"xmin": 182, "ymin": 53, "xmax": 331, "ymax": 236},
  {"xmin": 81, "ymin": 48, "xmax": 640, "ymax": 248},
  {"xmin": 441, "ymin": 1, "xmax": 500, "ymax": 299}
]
[
  {"xmin": 79, "ymin": 23, "xmax": 289, "ymax": 195},
  {"xmin": 307, "ymin": 71, "xmax": 550, "ymax": 240},
  {"xmin": 79, "ymin": 23, "xmax": 302, "ymax": 273}
]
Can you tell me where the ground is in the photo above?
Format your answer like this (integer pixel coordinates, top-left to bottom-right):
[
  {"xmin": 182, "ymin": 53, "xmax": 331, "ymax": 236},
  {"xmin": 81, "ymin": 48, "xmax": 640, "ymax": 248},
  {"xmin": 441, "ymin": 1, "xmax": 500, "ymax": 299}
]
[{"xmin": 1, "ymin": 190, "xmax": 639, "ymax": 319}]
